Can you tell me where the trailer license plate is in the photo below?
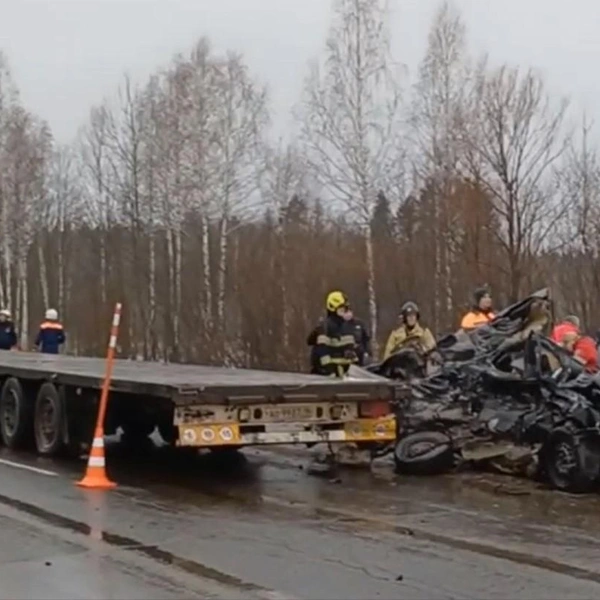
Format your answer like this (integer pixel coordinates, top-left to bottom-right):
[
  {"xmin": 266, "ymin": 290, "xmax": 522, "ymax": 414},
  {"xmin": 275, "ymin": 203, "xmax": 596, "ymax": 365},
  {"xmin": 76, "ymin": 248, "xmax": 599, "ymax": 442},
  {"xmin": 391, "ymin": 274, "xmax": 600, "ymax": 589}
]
[{"xmin": 264, "ymin": 406, "xmax": 314, "ymax": 421}]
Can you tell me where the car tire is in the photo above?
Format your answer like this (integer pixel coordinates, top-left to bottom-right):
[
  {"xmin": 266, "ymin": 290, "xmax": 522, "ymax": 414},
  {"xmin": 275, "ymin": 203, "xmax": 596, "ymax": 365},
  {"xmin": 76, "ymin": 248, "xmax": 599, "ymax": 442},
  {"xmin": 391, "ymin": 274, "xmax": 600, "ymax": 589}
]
[
  {"xmin": 541, "ymin": 426, "xmax": 600, "ymax": 494},
  {"xmin": 394, "ymin": 430, "xmax": 454, "ymax": 475}
]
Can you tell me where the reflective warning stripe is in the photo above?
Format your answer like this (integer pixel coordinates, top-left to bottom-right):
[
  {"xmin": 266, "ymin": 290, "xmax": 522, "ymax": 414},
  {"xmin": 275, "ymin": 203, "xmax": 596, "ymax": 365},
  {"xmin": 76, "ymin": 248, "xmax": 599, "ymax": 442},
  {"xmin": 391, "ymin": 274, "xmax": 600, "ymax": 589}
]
[
  {"xmin": 315, "ymin": 334, "xmax": 356, "ymax": 347},
  {"xmin": 92, "ymin": 437, "xmax": 104, "ymax": 448},
  {"xmin": 88, "ymin": 456, "xmax": 106, "ymax": 467},
  {"xmin": 112, "ymin": 305, "xmax": 122, "ymax": 328},
  {"xmin": 320, "ymin": 356, "xmax": 353, "ymax": 366},
  {"xmin": 107, "ymin": 303, "xmax": 122, "ymax": 350}
]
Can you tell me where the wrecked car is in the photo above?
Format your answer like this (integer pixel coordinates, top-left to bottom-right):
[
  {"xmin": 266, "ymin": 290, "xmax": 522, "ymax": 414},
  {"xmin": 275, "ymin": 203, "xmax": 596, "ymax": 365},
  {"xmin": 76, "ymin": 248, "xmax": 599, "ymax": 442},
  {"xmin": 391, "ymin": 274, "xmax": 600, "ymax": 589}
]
[{"xmin": 366, "ymin": 289, "xmax": 600, "ymax": 493}]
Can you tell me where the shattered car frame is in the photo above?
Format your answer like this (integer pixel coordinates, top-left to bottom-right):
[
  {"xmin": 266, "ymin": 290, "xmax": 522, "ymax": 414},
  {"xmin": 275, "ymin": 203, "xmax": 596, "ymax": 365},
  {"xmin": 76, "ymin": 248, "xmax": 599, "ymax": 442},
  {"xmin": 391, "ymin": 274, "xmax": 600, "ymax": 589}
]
[{"xmin": 366, "ymin": 289, "xmax": 600, "ymax": 493}]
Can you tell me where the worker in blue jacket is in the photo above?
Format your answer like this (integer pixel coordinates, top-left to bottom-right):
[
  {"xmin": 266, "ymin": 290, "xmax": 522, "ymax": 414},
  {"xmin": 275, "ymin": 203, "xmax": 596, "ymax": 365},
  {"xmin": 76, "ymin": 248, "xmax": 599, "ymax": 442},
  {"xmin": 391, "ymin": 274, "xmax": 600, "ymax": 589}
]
[
  {"xmin": 35, "ymin": 308, "xmax": 65, "ymax": 354},
  {"xmin": 0, "ymin": 309, "xmax": 17, "ymax": 350}
]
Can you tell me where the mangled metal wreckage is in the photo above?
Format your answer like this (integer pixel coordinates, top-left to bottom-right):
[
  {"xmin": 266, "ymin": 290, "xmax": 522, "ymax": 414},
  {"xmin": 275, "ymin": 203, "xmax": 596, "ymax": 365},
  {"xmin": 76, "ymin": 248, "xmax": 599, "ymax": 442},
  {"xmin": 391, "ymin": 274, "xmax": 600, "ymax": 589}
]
[{"xmin": 364, "ymin": 288, "xmax": 600, "ymax": 493}]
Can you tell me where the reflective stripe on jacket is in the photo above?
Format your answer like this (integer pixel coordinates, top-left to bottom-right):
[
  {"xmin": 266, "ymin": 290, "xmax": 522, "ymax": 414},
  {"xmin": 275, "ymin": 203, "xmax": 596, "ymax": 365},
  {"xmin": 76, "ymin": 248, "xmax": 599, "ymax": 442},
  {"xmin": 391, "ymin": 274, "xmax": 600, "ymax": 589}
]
[{"xmin": 35, "ymin": 321, "xmax": 65, "ymax": 354}]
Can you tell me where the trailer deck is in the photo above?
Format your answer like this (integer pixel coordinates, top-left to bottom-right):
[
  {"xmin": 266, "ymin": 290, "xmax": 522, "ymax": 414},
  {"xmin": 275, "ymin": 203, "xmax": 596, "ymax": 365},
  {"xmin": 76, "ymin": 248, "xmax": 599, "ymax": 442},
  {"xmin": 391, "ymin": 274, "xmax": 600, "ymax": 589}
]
[{"xmin": 0, "ymin": 352, "xmax": 393, "ymax": 405}]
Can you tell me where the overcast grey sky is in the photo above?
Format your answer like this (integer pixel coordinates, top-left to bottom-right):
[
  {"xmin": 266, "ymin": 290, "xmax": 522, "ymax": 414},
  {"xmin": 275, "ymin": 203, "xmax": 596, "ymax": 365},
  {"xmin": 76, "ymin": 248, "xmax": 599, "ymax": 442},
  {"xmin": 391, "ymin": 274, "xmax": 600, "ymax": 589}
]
[{"xmin": 2, "ymin": 0, "xmax": 599, "ymax": 143}]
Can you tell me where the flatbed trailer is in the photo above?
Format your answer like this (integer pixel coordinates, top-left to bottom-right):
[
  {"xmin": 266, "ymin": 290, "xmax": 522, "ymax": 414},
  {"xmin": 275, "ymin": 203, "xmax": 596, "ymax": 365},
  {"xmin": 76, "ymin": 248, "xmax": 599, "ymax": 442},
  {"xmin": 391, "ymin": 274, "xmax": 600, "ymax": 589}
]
[{"xmin": 0, "ymin": 352, "xmax": 396, "ymax": 456}]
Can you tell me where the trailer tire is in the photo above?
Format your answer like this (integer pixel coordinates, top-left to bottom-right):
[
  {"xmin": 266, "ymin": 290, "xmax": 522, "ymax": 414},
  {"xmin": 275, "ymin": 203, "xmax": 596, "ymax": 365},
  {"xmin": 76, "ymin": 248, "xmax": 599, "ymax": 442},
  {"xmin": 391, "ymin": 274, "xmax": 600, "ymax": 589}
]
[
  {"xmin": 0, "ymin": 377, "xmax": 33, "ymax": 449},
  {"xmin": 34, "ymin": 383, "xmax": 65, "ymax": 457}
]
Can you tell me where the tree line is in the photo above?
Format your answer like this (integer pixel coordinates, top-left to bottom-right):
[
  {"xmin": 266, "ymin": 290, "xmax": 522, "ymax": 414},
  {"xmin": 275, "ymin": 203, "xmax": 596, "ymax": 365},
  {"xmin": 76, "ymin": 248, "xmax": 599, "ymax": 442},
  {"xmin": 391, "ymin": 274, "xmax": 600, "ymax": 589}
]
[{"xmin": 0, "ymin": 0, "xmax": 598, "ymax": 371}]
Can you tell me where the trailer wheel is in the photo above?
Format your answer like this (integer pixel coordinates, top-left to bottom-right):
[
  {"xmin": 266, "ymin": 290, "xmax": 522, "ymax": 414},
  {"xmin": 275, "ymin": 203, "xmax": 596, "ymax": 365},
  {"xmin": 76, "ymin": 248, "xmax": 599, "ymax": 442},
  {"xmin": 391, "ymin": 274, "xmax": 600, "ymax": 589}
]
[
  {"xmin": 0, "ymin": 377, "xmax": 33, "ymax": 449},
  {"xmin": 34, "ymin": 383, "xmax": 65, "ymax": 457}
]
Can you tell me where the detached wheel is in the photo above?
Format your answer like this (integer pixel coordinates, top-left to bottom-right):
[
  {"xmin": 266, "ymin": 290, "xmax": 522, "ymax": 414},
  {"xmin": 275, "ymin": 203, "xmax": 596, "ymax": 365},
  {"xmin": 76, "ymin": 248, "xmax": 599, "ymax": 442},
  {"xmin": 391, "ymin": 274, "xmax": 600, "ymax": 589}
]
[
  {"xmin": 34, "ymin": 382, "xmax": 65, "ymax": 456},
  {"xmin": 0, "ymin": 377, "xmax": 33, "ymax": 448},
  {"xmin": 394, "ymin": 430, "xmax": 454, "ymax": 475},
  {"xmin": 542, "ymin": 426, "xmax": 600, "ymax": 493}
]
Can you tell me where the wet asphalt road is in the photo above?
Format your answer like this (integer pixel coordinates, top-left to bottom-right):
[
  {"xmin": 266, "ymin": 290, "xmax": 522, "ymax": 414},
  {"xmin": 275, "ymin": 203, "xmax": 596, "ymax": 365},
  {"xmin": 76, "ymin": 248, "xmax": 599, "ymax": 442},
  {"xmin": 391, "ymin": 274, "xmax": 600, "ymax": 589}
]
[{"xmin": 1, "ymin": 441, "xmax": 600, "ymax": 599}]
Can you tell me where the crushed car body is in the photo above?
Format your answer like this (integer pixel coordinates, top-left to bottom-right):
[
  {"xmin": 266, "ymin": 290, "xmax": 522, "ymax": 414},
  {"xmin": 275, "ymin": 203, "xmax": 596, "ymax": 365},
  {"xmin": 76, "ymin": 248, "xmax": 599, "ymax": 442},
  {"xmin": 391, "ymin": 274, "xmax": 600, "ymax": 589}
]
[{"xmin": 366, "ymin": 288, "xmax": 600, "ymax": 493}]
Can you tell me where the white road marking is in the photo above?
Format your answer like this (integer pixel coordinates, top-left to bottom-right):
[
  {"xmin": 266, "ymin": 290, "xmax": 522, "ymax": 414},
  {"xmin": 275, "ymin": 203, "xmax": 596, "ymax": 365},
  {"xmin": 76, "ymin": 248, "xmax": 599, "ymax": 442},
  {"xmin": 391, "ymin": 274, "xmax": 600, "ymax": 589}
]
[{"xmin": 0, "ymin": 458, "xmax": 58, "ymax": 477}]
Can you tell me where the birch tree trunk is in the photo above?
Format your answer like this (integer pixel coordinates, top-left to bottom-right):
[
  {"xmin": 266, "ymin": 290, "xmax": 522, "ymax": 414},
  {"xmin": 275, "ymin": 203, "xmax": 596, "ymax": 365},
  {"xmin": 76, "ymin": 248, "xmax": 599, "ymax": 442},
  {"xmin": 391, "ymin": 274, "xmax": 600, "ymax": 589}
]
[
  {"xmin": 148, "ymin": 230, "xmax": 156, "ymax": 359},
  {"xmin": 17, "ymin": 255, "xmax": 28, "ymax": 350},
  {"xmin": 173, "ymin": 228, "xmax": 182, "ymax": 356},
  {"xmin": 166, "ymin": 226, "xmax": 175, "ymax": 358},
  {"xmin": 364, "ymin": 222, "xmax": 378, "ymax": 355},
  {"xmin": 2, "ymin": 210, "xmax": 11, "ymax": 309},
  {"xmin": 37, "ymin": 241, "xmax": 49, "ymax": 310},
  {"xmin": 99, "ymin": 235, "xmax": 107, "ymax": 306},
  {"xmin": 57, "ymin": 227, "xmax": 66, "ymax": 317},
  {"xmin": 201, "ymin": 214, "xmax": 212, "ymax": 328},
  {"xmin": 216, "ymin": 213, "xmax": 228, "ymax": 329}
]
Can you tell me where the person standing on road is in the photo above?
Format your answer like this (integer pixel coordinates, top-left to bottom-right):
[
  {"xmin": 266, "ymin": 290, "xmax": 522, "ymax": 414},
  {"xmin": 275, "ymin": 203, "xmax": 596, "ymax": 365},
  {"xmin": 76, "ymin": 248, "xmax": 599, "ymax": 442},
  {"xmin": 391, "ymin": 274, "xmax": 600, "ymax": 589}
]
[
  {"xmin": 307, "ymin": 291, "xmax": 358, "ymax": 378},
  {"xmin": 383, "ymin": 301, "xmax": 436, "ymax": 360},
  {"xmin": 460, "ymin": 287, "xmax": 495, "ymax": 330},
  {"xmin": 0, "ymin": 309, "xmax": 18, "ymax": 351},
  {"xmin": 35, "ymin": 308, "xmax": 65, "ymax": 354}
]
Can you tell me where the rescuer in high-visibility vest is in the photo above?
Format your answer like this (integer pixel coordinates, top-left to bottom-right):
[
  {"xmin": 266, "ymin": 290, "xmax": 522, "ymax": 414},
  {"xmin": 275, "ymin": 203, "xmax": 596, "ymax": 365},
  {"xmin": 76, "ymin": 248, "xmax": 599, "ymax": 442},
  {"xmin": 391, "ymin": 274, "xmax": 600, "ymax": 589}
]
[
  {"xmin": 460, "ymin": 287, "xmax": 496, "ymax": 331},
  {"xmin": 35, "ymin": 308, "xmax": 65, "ymax": 354},
  {"xmin": 307, "ymin": 291, "xmax": 358, "ymax": 378}
]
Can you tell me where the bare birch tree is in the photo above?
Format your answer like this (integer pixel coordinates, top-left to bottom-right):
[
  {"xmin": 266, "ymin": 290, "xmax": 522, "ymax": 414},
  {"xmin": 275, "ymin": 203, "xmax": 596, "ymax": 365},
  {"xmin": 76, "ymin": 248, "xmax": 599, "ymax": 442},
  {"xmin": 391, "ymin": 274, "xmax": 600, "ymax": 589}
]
[
  {"xmin": 79, "ymin": 102, "xmax": 117, "ymax": 307},
  {"xmin": 209, "ymin": 53, "xmax": 269, "ymax": 338},
  {"xmin": 262, "ymin": 143, "xmax": 307, "ymax": 349},
  {"xmin": 3, "ymin": 108, "xmax": 52, "ymax": 347},
  {"xmin": 107, "ymin": 75, "xmax": 152, "ymax": 357},
  {"xmin": 411, "ymin": 1, "xmax": 470, "ymax": 327},
  {"xmin": 299, "ymin": 0, "xmax": 403, "ymax": 350},
  {"xmin": 0, "ymin": 53, "xmax": 21, "ymax": 310},
  {"xmin": 459, "ymin": 63, "xmax": 570, "ymax": 300},
  {"xmin": 554, "ymin": 117, "xmax": 600, "ymax": 321}
]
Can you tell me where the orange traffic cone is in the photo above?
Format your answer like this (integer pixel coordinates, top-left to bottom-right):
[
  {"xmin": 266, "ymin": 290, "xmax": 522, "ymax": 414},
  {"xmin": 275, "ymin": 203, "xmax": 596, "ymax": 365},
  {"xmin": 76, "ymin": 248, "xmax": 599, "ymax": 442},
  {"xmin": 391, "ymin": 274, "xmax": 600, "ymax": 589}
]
[{"xmin": 76, "ymin": 430, "xmax": 116, "ymax": 489}]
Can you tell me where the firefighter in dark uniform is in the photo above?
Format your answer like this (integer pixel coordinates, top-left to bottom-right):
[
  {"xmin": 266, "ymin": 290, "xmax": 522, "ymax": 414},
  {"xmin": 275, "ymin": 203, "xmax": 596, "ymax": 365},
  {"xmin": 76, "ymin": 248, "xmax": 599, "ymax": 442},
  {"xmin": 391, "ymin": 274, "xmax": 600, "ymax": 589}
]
[{"xmin": 307, "ymin": 291, "xmax": 358, "ymax": 378}]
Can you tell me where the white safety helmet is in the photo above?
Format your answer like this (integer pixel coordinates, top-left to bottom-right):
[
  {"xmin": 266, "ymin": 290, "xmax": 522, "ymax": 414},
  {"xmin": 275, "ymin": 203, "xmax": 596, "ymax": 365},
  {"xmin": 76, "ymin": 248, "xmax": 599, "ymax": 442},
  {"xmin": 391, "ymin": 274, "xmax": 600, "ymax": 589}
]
[
  {"xmin": 45, "ymin": 308, "xmax": 58, "ymax": 321},
  {"xmin": 0, "ymin": 309, "xmax": 11, "ymax": 319}
]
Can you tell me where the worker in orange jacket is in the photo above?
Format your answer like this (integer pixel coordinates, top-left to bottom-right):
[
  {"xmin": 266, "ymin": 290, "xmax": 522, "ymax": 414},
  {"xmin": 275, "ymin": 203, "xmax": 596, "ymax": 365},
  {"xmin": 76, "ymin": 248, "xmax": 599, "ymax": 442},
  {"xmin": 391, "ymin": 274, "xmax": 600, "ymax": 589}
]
[
  {"xmin": 562, "ymin": 331, "xmax": 598, "ymax": 373},
  {"xmin": 460, "ymin": 287, "xmax": 495, "ymax": 330},
  {"xmin": 550, "ymin": 315, "xmax": 580, "ymax": 345}
]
